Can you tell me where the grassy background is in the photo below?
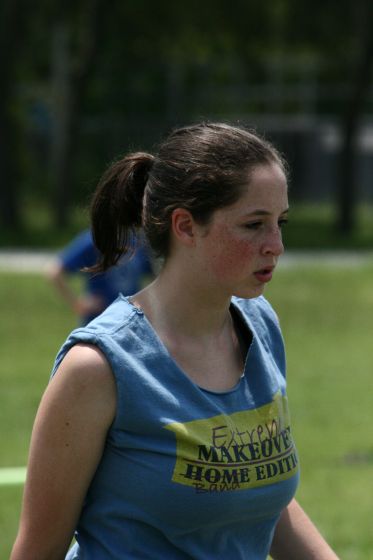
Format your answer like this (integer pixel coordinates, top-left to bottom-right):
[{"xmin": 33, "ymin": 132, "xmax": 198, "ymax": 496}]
[
  {"xmin": 267, "ymin": 263, "xmax": 373, "ymax": 558},
  {"xmin": 1, "ymin": 263, "xmax": 373, "ymax": 558},
  {"xmin": 0, "ymin": 272, "xmax": 77, "ymax": 557}
]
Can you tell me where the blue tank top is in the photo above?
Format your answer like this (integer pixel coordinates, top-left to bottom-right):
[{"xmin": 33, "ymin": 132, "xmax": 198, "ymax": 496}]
[{"xmin": 52, "ymin": 295, "xmax": 299, "ymax": 559}]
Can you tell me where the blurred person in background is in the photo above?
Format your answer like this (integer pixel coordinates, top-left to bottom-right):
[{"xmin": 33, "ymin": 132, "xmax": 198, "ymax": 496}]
[
  {"xmin": 12, "ymin": 123, "xmax": 339, "ymax": 560},
  {"xmin": 47, "ymin": 228, "xmax": 153, "ymax": 325}
]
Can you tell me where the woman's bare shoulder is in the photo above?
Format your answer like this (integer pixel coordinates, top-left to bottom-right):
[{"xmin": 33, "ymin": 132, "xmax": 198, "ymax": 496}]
[
  {"xmin": 48, "ymin": 343, "xmax": 117, "ymax": 423},
  {"xmin": 54, "ymin": 343, "xmax": 113, "ymax": 382}
]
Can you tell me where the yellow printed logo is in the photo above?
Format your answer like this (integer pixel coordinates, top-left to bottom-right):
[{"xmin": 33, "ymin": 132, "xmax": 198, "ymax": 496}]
[{"xmin": 165, "ymin": 392, "xmax": 298, "ymax": 493}]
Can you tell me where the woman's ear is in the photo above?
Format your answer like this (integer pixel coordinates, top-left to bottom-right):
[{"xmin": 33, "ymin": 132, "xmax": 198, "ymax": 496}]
[{"xmin": 171, "ymin": 208, "xmax": 196, "ymax": 247}]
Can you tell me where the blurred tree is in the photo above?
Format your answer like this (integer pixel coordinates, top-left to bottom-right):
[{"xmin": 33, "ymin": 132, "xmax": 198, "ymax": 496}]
[
  {"xmin": 1, "ymin": 0, "xmax": 372, "ymax": 234},
  {"xmin": 281, "ymin": 0, "xmax": 373, "ymax": 233},
  {"xmin": 337, "ymin": 0, "xmax": 373, "ymax": 233},
  {"xmin": 49, "ymin": 0, "xmax": 106, "ymax": 227},
  {"xmin": 0, "ymin": 0, "xmax": 28, "ymax": 228}
]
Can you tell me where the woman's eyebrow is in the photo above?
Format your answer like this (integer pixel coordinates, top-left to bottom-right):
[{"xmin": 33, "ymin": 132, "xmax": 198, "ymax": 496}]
[{"xmin": 243, "ymin": 208, "xmax": 289, "ymax": 217}]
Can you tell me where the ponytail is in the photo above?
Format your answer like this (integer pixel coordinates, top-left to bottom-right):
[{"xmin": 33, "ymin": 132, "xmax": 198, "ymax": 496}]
[{"xmin": 90, "ymin": 152, "xmax": 154, "ymax": 271}]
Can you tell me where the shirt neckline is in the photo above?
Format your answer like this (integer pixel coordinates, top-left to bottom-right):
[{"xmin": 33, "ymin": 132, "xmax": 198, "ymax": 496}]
[{"xmin": 125, "ymin": 296, "xmax": 255, "ymax": 396}]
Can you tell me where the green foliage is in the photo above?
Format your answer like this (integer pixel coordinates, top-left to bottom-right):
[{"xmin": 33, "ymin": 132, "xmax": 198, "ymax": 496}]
[
  {"xmin": 2, "ymin": 265, "xmax": 373, "ymax": 557},
  {"xmin": 2, "ymin": 0, "xmax": 373, "ymax": 230},
  {"xmin": 2, "ymin": 0, "xmax": 372, "ymax": 231},
  {"xmin": 0, "ymin": 197, "xmax": 90, "ymax": 248},
  {"xmin": 282, "ymin": 203, "xmax": 373, "ymax": 249}
]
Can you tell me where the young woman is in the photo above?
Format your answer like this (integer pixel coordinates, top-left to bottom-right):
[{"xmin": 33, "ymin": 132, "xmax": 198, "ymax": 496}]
[{"xmin": 11, "ymin": 123, "xmax": 339, "ymax": 559}]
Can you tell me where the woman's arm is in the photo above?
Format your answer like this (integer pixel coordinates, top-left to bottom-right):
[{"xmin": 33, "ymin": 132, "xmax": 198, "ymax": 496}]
[
  {"xmin": 270, "ymin": 498, "xmax": 340, "ymax": 560},
  {"xmin": 10, "ymin": 344, "xmax": 117, "ymax": 560}
]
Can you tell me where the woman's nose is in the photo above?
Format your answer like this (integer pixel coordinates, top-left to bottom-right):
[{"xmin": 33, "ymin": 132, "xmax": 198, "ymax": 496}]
[{"xmin": 262, "ymin": 227, "xmax": 284, "ymax": 256}]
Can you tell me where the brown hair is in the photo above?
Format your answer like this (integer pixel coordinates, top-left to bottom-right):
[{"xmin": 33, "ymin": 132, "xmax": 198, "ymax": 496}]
[{"xmin": 90, "ymin": 122, "xmax": 286, "ymax": 270}]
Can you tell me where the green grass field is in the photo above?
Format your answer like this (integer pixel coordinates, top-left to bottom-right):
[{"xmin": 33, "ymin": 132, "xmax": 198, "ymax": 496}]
[
  {"xmin": 1, "ymin": 263, "xmax": 373, "ymax": 558},
  {"xmin": 267, "ymin": 263, "xmax": 373, "ymax": 559},
  {"xmin": 0, "ymin": 271, "xmax": 77, "ymax": 557}
]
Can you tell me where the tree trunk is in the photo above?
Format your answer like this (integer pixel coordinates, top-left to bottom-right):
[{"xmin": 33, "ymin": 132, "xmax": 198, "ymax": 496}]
[
  {"xmin": 50, "ymin": 23, "xmax": 72, "ymax": 228},
  {"xmin": 50, "ymin": 0, "xmax": 105, "ymax": 228},
  {"xmin": 337, "ymin": 1, "xmax": 373, "ymax": 234},
  {"xmin": 0, "ymin": 0, "xmax": 25, "ymax": 229}
]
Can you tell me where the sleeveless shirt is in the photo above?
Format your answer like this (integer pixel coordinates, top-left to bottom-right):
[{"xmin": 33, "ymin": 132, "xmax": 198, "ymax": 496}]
[{"xmin": 52, "ymin": 295, "xmax": 299, "ymax": 559}]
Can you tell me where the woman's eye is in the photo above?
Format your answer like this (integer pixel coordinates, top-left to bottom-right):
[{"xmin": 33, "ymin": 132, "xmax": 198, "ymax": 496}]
[
  {"xmin": 245, "ymin": 222, "xmax": 262, "ymax": 230},
  {"xmin": 245, "ymin": 218, "xmax": 288, "ymax": 230},
  {"xmin": 278, "ymin": 218, "xmax": 289, "ymax": 228}
]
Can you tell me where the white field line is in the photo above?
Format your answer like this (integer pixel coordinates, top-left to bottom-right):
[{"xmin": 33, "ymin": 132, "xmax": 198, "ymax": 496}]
[
  {"xmin": 278, "ymin": 251, "xmax": 373, "ymax": 269},
  {"xmin": 0, "ymin": 466, "xmax": 27, "ymax": 486},
  {"xmin": 0, "ymin": 250, "xmax": 373, "ymax": 273},
  {"xmin": 0, "ymin": 250, "xmax": 56, "ymax": 273}
]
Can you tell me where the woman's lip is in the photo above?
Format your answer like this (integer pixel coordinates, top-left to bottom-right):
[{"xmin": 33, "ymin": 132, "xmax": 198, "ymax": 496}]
[{"xmin": 254, "ymin": 268, "xmax": 274, "ymax": 283}]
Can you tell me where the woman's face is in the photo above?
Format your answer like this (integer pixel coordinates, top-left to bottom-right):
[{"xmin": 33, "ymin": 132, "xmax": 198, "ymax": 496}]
[{"xmin": 194, "ymin": 163, "xmax": 289, "ymax": 300}]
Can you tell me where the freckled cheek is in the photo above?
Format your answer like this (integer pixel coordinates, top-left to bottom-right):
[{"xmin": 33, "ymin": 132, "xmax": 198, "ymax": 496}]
[{"xmin": 208, "ymin": 237, "xmax": 257, "ymax": 278}]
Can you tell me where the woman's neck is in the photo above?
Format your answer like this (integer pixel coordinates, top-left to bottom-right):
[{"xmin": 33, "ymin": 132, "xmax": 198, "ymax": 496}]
[{"xmin": 132, "ymin": 260, "xmax": 232, "ymax": 340}]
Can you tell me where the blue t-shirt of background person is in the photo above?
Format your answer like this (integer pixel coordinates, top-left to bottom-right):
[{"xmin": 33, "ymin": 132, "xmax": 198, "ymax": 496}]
[{"xmin": 60, "ymin": 229, "xmax": 152, "ymax": 324}]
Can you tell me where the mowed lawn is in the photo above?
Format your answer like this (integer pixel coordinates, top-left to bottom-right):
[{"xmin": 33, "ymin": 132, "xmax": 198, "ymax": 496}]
[{"xmin": 1, "ymin": 262, "xmax": 373, "ymax": 559}]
